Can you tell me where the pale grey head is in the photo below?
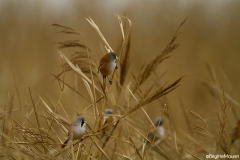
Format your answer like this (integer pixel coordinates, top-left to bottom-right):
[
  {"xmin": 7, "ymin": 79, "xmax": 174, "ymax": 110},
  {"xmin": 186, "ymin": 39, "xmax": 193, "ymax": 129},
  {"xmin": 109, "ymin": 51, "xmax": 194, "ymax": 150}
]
[
  {"xmin": 154, "ymin": 117, "xmax": 164, "ymax": 127},
  {"xmin": 104, "ymin": 108, "xmax": 113, "ymax": 114},
  {"xmin": 108, "ymin": 52, "xmax": 117, "ymax": 61},
  {"xmin": 75, "ymin": 116, "xmax": 86, "ymax": 127}
]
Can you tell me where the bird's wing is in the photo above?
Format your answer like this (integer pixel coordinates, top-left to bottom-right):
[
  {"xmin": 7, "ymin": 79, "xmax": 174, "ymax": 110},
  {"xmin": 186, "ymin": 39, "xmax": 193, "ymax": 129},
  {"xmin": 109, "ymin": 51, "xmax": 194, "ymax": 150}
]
[
  {"xmin": 68, "ymin": 123, "xmax": 74, "ymax": 140},
  {"xmin": 103, "ymin": 117, "xmax": 115, "ymax": 128},
  {"xmin": 98, "ymin": 63, "xmax": 104, "ymax": 73},
  {"xmin": 102, "ymin": 116, "xmax": 108, "ymax": 127}
]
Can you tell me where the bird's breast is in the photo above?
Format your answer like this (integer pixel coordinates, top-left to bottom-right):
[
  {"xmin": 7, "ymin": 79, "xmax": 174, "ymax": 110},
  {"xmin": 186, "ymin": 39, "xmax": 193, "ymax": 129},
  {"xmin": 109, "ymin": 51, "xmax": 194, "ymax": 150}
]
[
  {"xmin": 100, "ymin": 61, "xmax": 116, "ymax": 76},
  {"xmin": 72, "ymin": 125, "xmax": 85, "ymax": 140}
]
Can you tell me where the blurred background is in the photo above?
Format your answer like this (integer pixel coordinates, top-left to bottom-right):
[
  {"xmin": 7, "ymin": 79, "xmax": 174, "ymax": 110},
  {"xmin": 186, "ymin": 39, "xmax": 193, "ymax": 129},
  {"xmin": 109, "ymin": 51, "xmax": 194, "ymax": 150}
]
[{"xmin": 1, "ymin": 0, "xmax": 240, "ymax": 154}]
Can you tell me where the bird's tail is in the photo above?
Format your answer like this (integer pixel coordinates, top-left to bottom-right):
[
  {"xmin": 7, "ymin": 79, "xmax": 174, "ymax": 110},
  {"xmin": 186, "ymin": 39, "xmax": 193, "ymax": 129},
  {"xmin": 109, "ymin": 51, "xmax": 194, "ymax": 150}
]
[
  {"xmin": 61, "ymin": 138, "xmax": 69, "ymax": 148},
  {"xmin": 103, "ymin": 76, "xmax": 106, "ymax": 91}
]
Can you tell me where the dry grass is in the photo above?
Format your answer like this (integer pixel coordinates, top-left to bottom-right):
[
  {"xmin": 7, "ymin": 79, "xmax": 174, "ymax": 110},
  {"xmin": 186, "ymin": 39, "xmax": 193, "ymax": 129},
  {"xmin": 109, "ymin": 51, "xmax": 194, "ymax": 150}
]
[
  {"xmin": 215, "ymin": 87, "xmax": 231, "ymax": 154},
  {"xmin": 0, "ymin": 14, "xmax": 239, "ymax": 160}
]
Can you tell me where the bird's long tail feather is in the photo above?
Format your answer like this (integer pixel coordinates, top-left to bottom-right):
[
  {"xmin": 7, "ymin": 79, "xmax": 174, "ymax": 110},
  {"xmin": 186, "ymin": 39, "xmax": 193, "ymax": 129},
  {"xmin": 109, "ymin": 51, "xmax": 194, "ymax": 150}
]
[
  {"xmin": 103, "ymin": 76, "xmax": 106, "ymax": 91},
  {"xmin": 61, "ymin": 138, "xmax": 69, "ymax": 148}
]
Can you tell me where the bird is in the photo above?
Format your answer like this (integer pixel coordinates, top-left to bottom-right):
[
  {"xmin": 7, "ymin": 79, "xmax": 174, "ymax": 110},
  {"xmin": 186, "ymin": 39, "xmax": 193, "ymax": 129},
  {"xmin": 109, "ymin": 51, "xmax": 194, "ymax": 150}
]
[
  {"xmin": 61, "ymin": 116, "xmax": 87, "ymax": 148},
  {"xmin": 100, "ymin": 109, "xmax": 116, "ymax": 136},
  {"xmin": 134, "ymin": 117, "xmax": 165, "ymax": 155},
  {"xmin": 147, "ymin": 117, "xmax": 165, "ymax": 143},
  {"xmin": 231, "ymin": 119, "xmax": 240, "ymax": 144},
  {"xmin": 98, "ymin": 52, "xmax": 118, "ymax": 90}
]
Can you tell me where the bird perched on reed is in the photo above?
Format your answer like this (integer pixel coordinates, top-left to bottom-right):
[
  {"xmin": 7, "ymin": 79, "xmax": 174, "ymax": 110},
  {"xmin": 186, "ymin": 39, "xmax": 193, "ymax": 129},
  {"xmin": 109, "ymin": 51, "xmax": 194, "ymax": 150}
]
[
  {"xmin": 134, "ymin": 116, "xmax": 165, "ymax": 156},
  {"xmin": 98, "ymin": 52, "xmax": 118, "ymax": 90},
  {"xmin": 62, "ymin": 116, "xmax": 87, "ymax": 148},
  {"xmin": 231, "ymin": 119, "xmax": 240, "ymax": 144},
  {"xmin": 100, "ymin": 109, "xmax": 116, "ymax": 136},
  {"xmin": 147, "ymin": 117, "xmax": 165, "ymax": 143}
]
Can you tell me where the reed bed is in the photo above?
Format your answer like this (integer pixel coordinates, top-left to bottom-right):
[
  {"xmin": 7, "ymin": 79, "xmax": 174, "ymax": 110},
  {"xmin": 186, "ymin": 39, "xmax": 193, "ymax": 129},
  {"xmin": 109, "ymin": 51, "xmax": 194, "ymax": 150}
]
[{"xmin": 0, "ymin": 15, "xmax": 238, "ymax": 160}]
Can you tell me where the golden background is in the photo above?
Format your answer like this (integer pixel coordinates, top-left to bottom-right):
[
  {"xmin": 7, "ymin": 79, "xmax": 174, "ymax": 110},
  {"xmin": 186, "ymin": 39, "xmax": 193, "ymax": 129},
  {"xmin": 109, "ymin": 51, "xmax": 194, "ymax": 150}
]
[{"xmin": 1, "ymin": 0, "xmax": 240, "ymax": 157}]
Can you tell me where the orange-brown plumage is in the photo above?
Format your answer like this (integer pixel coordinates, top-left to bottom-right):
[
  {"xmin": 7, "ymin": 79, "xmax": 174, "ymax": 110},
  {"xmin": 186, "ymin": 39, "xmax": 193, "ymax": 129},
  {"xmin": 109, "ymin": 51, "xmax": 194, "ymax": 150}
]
[
  {"xmin": 99, "ymin": 54, "xmax": 113, "ymax": 76},
  {"xmin": 102, "ymin": 116, "xmax": 115, "ymax": 134},
  {"xmin": 100, "ymin": 109, "xmax": 116, "ymax": 136},
  {"xmin": 98, "ymin": 52, "xmax": 118, "ymax": 90}
]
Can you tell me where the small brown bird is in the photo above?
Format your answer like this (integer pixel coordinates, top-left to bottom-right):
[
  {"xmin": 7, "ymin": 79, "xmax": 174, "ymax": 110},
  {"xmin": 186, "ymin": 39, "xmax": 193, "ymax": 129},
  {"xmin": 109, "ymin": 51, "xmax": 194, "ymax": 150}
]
[
  {"xmin": 101, "ymin": 109, "xmax": 116, "ymax": 136},
  {"xmin": 147, "ymin": 117, "xmax": 165, "ymax": 143},
  {"xmin": 98, "ymin": 52, "xmax": 118, "ymax": 90},
  {"xmin": 231, "ymin": 119, "xmax": 240, "ymax": 144},
  {"xmin": 62, "ymin": 116, "xmax": 87, "ymax": 148}
]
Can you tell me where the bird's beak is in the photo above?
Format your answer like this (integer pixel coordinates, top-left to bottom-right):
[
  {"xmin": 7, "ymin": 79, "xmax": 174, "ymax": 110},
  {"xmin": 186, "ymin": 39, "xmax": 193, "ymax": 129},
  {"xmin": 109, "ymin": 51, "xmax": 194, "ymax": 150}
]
[
  {"xmin": 85, "ymin": 121, "xmax": 87, "ymax": 124},
  {"xmin": 116, "ymin": 56, "xmax": 118, "ymax": 60}
]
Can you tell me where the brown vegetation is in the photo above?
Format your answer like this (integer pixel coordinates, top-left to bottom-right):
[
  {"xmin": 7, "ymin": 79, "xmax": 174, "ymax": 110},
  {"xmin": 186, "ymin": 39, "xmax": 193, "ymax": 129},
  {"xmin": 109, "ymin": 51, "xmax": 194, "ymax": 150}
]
[{"xmin": 1, "ymin": 1, "xmax": 240, "ymax": 159}]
